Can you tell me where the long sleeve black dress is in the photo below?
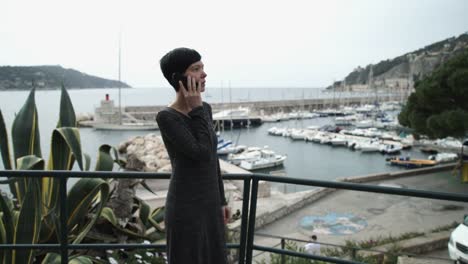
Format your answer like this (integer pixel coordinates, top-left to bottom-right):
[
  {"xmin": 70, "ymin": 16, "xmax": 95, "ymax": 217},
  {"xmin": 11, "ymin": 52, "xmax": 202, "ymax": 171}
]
[{"xmin": 156, "ymin": 102, "xmax": 228, "ymax": 264}]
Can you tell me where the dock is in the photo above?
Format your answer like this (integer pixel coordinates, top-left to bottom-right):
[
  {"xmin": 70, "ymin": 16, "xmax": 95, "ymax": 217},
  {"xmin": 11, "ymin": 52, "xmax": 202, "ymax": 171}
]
[{"xmin": 123, "ymin": 94, "xmax": 403, "ymax": 122}]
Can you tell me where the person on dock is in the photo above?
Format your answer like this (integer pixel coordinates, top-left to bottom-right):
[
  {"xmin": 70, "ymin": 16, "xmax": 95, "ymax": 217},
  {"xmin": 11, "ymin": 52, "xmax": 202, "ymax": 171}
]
[
  {"xmin": 304, "ymin": 234, "xmax": 321, "ymax": 255},
  {"xmin": 156, "ymin": 47, "xmax": 230, "ymax": 264}
]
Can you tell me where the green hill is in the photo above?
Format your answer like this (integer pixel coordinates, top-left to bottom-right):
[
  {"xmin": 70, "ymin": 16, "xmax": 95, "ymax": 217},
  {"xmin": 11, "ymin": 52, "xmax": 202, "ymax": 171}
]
[
  {"xmin": 0, "ymin": 65, "xmax": 131, "ymax": 90},
  {"xmin": 329, "ymin": 32, "xmax": 468, "ymax": 91}
]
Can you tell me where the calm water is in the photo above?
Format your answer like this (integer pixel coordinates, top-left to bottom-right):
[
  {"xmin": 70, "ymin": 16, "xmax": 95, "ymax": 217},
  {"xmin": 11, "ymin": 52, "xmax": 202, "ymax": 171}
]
[{"xmin": 0, "ymin": 87, "xmax": 420, "ymax": 192}]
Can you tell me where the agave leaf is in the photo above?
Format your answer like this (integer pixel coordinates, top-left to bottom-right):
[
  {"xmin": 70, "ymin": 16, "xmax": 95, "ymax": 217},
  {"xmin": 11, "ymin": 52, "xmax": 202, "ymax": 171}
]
[
  {"xmin": 0, "ymin": 193, "xmax": 14, "ymax": 264},
  {"xmin": 43, "ymin": 127, "xmax": 82, "ymax": 226},
  {"xmin": 67, "ymin": 178, "xmax": 109, "ymax": 244},
  {"xmin": 148, "ymin": 218, "xmax": 165, "ymax": 233},
  {"xmin": 0, "ymin": 215, "xmax": 6, "ymax": 261},
  {"xmin": 0, "ymin": 109, "xmax": 13, "ymax": 170},
  {"xmin": 14, "ymin": 155, "xmax": 44, "ymax": 206},
  {"xmin": 140, "ymin": 180, "xmax": 157, "ymax": 196},
  {"xmin": 99, "ymin": 207, "xmax": 149, "ymax": 239},
  {"xmin": 95, "ymin": 144, "xmax": 115, "ymax": 171},
  {"xmin": 16, "ymin": 155, "xmax": 45, "ymax": 170},
  {"xmin": 41, "ymin": 253, "xmax": 61, "ymax": 264},
  {"xmin": 42, "ymin": 254, "xmax": 95, "ymax": 264},
  {"xmin": 12, "ymin": 178, "xmax": 42, "ymax": 264},
  {"xmin": 147, "ymin": 230, "xmax": 165, "ymax": 242},
  {"xmin": 83, "ymin": 153, "xmax": 91, "ymax": 171},
  {"xmin": 134, "ymin": 198, "xmax": 150, "ymax": 227},
  {"xmin": 12, "ymin": 87, "xmax": 42, "ymax": 165},
  {"xmin": 100, "ymin": 207, "xmax": 118, "ymax": 225},
  {"xmin": 69, "ymin": 256, "xmax": 94, "ymax": 264},
  {"xmin": 111, "ymin": 146, "xmax": 126, "ymax": 168},
  {"xmin": 150, "ymin": 206, "xmax": 165, "ymax": 223},
  {"xmin": 148, "ymin": 207, "xmax": 165, "ymax": 233},
  {"xmin": 49, "ymin": 128, "xmax": 83, "ymax": 171},
  {"xmin": 57, "ymin": 84, "xmax": 76, "ymax": 128},
  {"xmin": 38, "ymin": 206, "xmax": 59, "ymax": 243}
]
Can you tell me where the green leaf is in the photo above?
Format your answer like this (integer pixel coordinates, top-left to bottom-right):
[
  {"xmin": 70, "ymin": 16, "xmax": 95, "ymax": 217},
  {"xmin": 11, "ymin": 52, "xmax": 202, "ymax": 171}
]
[
  {"xmin": 50, "ymin": 127, "xmax": 83, "ymax": 171},
  {"xmin": 95, "ymin": 144, "xmax": 115, "ymax": 171},
  {"xmin": 100, "ymin": 207, "xmax": 118, "ymax": 225},
  {"xmin": 16, "ymin": 155, "xmax": 45, "ymax": 170},
  {"xmin": 99, "ymin": 207, "xmax": 150, "ymax": 239},
  {"xmin": 14, "ymin": 155, "xmax": 44, "ymax": 205},
  {"xmin": 41, "ymin": 253, "xmax": 94, "ymax": 264},
  {"xmin": 11, "ymin": 87, "xmax": 42, "ymax": 166},
  {"xmin": 140, "ymin": 180, "xmax": 157, "ymax": 196},
  {"xmin": 0, "ymin": 215, "xmax": 6, "ymax": 261},
  {"xmin": 150, "ymin": 206, "xmax": 165, "ymax": 224},
  {"xmin": 0, "ymin": 193, "xmax": 14, "ymax": 264},
  {"xmin": 41, "ymin": 253, "xmax": 61, "ymax": 264},
  {"xmin": 12, "ymin": 178, "xmax": 42, "ymax": 264},
  {"xmin": 134, "ymin": 198, "xmax": 150, "ymax": 227},
  {"xmin": 57, "ymin": 84, "xmax": 76, "ymax": 128},
  {"xmin": 69, "ymin": 256, "xmax": 94, "ymax": 264},
  {"xmin": 147, "ymin": 206, "xmax": 165, "ymax": 233},
  {"xmin": 83, "ymin": 153, "xmax": 91, "ymax": 171},
  {"xmin": 0, "ymin": 109, "xmax": 13, "ymax": 170},
  {"xmin": 67, "ymin": 178, "xmax": 110, "ymax": 244}
]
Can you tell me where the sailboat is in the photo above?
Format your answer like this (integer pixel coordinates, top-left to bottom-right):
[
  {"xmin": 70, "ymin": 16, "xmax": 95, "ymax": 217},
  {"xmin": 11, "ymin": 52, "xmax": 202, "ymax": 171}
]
[{"xmin": 92, "ymin": 34, "xmax": 158, "ymax": 131}]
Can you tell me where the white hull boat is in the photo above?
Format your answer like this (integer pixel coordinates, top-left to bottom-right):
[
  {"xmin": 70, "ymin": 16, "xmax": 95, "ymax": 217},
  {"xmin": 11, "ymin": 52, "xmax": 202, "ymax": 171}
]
[
  {"xmin": 93, "ymin": 122, "xmax": 158, "ymax": 131},
  {"xmin": 239, "ymin": 149, "xmax": 287, "ymax": 170}
]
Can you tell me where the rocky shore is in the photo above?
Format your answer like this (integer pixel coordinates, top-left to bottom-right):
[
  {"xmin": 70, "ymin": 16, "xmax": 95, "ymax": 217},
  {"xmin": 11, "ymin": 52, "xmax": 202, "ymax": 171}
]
[{"xmin": 118, "ymin": 134, "xmax": 172, "ymax": 173}]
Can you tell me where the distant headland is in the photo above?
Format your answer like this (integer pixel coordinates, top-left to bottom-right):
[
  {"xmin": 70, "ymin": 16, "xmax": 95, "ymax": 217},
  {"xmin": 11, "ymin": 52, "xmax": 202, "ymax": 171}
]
[{"xmin": 0, "ymin": 65, "xmax": 131, "ymax": 90}]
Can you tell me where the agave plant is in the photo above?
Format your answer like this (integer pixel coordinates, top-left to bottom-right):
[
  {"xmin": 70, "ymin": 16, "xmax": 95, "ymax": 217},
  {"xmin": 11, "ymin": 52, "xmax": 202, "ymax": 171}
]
[{"xmin": 0, "ymin": 86, "xmax": 165, "ymax": 264}]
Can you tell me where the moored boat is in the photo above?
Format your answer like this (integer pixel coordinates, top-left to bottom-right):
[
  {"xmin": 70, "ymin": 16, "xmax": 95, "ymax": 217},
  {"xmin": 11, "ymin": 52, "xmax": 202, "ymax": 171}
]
[
  {"xmin": 239, "ymin": 149, "xmax": 287, "ymax": 170},
  {"xmin": 386, "ymin": 156, "xmax": 438, "ymax": 168}
]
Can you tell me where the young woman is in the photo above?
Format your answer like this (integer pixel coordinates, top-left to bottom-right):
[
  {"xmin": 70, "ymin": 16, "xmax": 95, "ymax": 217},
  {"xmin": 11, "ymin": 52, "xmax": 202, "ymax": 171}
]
[{"xmin": 156, "ymin": 47, "xmax": 229, "ymax": 264}]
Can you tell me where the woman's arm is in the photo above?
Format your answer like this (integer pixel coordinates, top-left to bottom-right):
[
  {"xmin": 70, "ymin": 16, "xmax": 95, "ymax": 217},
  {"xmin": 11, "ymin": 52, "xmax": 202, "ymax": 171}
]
[{"xmin": 156, "ymin": 106, "xmax": 213, "ymax": 162}]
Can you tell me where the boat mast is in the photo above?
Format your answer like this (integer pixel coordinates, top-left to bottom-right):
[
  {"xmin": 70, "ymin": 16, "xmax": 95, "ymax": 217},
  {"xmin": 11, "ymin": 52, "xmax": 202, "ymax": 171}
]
[{"xmin": 118, "ymin": 31, "xmax": 122, "ymax": 125}]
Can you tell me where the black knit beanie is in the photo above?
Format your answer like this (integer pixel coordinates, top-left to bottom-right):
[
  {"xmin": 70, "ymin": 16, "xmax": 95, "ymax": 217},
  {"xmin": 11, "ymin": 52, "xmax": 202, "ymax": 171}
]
[{"xmin": 160, "ymin": 47, "xmax": 201, "ymax": 91}]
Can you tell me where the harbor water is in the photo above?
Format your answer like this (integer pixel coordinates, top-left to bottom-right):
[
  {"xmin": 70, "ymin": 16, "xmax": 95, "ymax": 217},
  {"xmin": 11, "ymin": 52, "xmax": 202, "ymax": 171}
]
[{"xmin": 0, "ymin": 87, "xmax": 426, "ymax": 193}]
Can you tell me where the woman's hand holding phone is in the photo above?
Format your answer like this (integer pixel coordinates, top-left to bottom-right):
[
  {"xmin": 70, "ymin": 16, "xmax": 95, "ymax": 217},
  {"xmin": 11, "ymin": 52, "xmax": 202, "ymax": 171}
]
[{"xmin": 180, "ymin": 75, "xmax": 202, "ymax": 110}]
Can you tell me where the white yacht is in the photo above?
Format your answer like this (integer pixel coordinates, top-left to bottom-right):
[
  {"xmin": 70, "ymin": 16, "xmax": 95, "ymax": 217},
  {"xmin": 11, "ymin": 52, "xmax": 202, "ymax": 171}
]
[
  {"xmin": 227, "ymin": 146, "xmax": 263, "ymax": 165},
  {"xmin": 239, "ymin": 149, "xmax": 287, "ymax": 170}
]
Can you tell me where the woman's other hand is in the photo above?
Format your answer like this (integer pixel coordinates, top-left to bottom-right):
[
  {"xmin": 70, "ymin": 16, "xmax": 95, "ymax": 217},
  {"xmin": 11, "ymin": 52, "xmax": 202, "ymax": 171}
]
[
  {"xmin": 180, "ymin": 75, "xmax": 202, "ymax": 110},
  {"xmin": 222, "ymin": 206, "xmax": 231, "ymax": 224}
]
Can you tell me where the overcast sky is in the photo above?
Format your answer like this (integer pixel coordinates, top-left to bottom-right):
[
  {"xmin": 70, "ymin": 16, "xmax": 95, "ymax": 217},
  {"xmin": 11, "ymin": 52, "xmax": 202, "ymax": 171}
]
[{"xmin": 1, "ymin": 0, "xmax": 467, "ymax": 88}]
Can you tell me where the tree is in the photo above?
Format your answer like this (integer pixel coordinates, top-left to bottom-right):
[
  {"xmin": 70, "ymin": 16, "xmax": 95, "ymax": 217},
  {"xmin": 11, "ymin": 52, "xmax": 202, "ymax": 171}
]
[{"xmin": 398, "ymin": 49, "xmax": 468, "ymax": 139}]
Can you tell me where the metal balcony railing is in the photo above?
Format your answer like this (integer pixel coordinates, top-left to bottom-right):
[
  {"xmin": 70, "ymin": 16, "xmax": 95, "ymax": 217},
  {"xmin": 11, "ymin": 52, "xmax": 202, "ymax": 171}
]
[{"xmin": 0, "ymin": 170, "xmax": 467, "ymax": 264}]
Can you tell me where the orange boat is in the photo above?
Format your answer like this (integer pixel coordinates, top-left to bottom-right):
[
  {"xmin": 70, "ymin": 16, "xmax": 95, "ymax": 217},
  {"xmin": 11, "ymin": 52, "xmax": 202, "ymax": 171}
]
[{"xmin": 386, "ymin": 156, "xmax": 438, "ymax": 168}]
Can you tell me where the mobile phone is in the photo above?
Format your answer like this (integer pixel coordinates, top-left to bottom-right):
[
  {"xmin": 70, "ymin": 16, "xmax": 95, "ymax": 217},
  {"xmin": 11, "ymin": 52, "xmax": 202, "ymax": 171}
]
[{"xmin": 172, "ymin": 72, "xmax": 188, "ymax": 91}]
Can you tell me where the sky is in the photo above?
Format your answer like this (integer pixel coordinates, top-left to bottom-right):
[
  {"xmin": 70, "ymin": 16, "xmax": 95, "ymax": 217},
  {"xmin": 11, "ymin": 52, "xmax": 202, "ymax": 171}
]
[{"xmin": 1, "ymin": 0, "xmax": 468, "ymax": 88}]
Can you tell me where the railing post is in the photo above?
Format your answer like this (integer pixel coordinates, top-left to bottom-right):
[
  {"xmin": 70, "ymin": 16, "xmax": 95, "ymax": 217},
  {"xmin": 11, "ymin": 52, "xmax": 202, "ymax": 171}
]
[
  {"xmin": 281, "ymin": 238, "xmax": 286, "ymax": 264},
  {"xmin": 238, "ymin": 178, "xmax": 251, "ymax": 264},
  {"xmin": 245, "ymin": 177, "xmax": 259, "ymax": 264},
  {"xmin": 351, "ymin": 248, "xmax": 356, "ymax": 260},
  {"xmin": 59, "ymin": 176, "xmax": 68, "ymax": 264}
]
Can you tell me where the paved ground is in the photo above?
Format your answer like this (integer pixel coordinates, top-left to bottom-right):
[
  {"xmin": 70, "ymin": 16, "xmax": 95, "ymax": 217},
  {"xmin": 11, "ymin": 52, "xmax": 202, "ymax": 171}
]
[
  {"xmin": 253, "ymin": 170, "xmax": 467, "ymax": 263},
  {"xmin": 135, "ymin": 163, "xmax": 466, "ymax": 263}
]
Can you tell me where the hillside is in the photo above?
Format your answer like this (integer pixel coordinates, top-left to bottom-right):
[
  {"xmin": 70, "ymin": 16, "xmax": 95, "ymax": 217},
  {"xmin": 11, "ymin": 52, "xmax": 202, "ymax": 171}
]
[
  {"xmin": 329, "ymin": 32, "xmax": 468, "ymax": 92},
  {"xmin": 0, "ymin": 65, "xmax": 131, "ymax": 90}
]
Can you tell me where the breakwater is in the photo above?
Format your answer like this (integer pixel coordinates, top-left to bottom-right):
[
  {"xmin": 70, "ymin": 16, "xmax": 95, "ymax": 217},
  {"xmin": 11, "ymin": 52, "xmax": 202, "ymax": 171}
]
[{"xmin": 125, "ymin": 94, "xmax": 404, "ymax": 121}]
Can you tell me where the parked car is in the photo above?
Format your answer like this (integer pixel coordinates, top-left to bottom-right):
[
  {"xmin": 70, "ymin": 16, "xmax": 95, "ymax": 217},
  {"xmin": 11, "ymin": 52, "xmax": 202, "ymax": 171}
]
[{"xmin": 449, "ymin": 214, "xmax": 468, "ymax": 263}]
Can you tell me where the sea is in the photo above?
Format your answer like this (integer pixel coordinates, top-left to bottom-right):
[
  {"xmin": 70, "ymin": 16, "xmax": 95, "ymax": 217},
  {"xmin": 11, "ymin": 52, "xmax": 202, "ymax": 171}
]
[{"xmin": 0, "ymin": 87, "xmax": 430, "ymax": 193}]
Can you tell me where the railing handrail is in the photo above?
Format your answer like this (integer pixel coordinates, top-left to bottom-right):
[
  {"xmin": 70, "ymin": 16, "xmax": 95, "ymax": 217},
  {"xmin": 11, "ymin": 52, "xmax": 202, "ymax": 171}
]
[
  {"xmin": 3, "ymin": 170, "xmax": 466, "ymax": 202},
  {"xmin": 0, "ymin": 169, "xmax": 467, "ymax": 264}
]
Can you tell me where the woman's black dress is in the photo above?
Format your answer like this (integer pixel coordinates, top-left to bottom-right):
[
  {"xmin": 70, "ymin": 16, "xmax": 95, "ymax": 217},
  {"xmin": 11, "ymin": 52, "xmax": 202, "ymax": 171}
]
[{"xmin": 156, "ymin": 102, "xmax": 227, "ymax": 264}]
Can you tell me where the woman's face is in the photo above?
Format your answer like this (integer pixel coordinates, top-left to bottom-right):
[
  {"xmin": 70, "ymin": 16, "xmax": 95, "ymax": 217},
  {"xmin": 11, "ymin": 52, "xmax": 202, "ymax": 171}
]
[{"xmin": 184, "ymin": 61, "xmax": 207, "ymax": 92}]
